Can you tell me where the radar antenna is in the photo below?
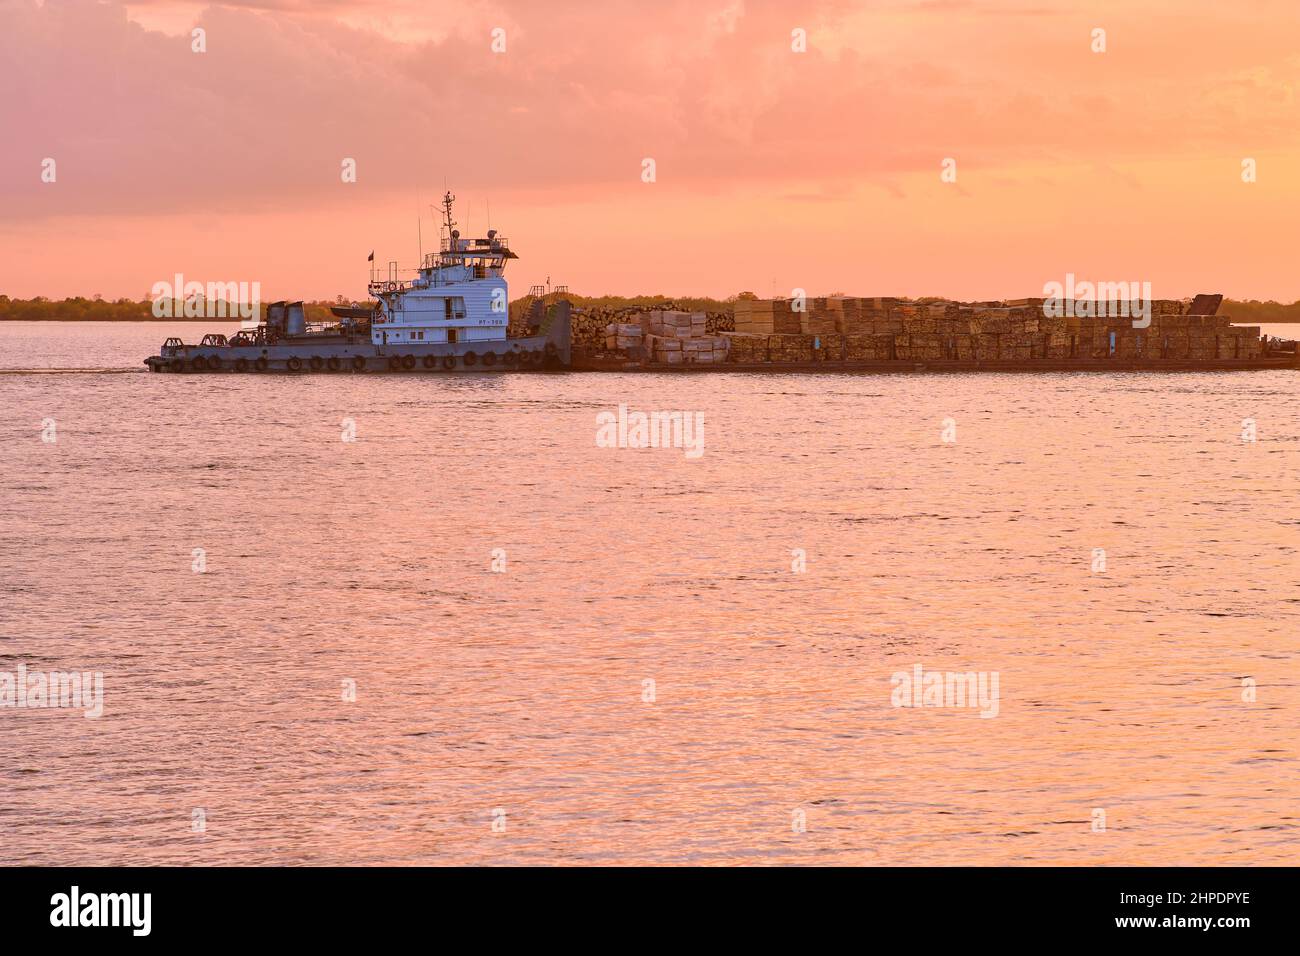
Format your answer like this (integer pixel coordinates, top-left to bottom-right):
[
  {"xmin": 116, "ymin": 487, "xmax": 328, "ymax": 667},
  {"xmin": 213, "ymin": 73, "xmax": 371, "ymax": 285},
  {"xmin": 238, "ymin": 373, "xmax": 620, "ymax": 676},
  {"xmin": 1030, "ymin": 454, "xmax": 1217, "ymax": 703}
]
[{"xmin": 441, "ymin": 191, "xmax": 457, "ymax": 244}]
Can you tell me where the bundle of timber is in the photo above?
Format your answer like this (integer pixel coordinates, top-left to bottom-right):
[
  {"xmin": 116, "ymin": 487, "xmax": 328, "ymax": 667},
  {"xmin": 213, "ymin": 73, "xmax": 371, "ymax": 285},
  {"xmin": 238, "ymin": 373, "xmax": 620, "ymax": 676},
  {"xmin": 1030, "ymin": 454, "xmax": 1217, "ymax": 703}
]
[
  {"xmin": 811, "ymin": 332, "xmax": 844, "ymax": 360},
  {"xmin": 844, "ymin": 333, "xmax": 898, "ymax": 360},
  {"xmin": 645, "ymin": 334, "xmax": 683, "ymax": 365},
  {"xmin": 605, "ymin": 322, "xmax": 644, "ymax": 351},
  {"xmin": 603, "ymin": 309, "xmax": 733, "ymax": 364},
  {"xmin": 799, "ymin": 297, "xmax": 841, "ymax": 335},
  {"xmin": 840, "ymin": 298, "xmax": 897, "ymax": 335},
  {"xmin": 734, "ymin": 298, "xmax": 802, "ymax": 334},
  {"xmin": 705, "ymin": 311, "xmax": 734, "ymax": 334},
  {"xmin": 648, "ymin": 332, "xmax": 730, "ymax": 364},
  {"xmin": 1061, "ymin": 313, "xmax": 1261, "ymax": 361},
  {"xmin": 644, "ymin": 310, "xmax": 708, "ymax": 338},
  {"xmin": 763, "ymin": 333, "xmax": 815, "ymax": 363},
  {"xmin": 721, "ymin": 331, "xmax": 769, "ymax": 363},
  {"xmin": 834, "ymin": 299, "xmax": 865, "ymax": 335},
  {"xmin": 682, "ymin": 336, "xmax": 731, "ymax": 364},
  {"xmin": 718, "ymin": 293, "xmax": 1261, "ymax": 364},
  {"xmin": 906, "ymin": 332, "xmax": 944, "ymax": 361},
  {"xmin": 732, "ymin": 297, "xmax": 771, "ymax": 333},
  {"xmin": 572, "ymin": 310, "xmax": 610, "ymax": 348}
]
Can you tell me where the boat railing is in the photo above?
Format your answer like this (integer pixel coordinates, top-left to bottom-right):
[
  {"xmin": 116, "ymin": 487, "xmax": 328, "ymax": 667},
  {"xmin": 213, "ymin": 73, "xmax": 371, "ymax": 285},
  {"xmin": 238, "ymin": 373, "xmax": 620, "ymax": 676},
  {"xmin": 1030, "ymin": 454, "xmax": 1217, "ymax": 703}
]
[{"xmin": 441, "ymin": 236, "xmax": 509, "ymax": 253}]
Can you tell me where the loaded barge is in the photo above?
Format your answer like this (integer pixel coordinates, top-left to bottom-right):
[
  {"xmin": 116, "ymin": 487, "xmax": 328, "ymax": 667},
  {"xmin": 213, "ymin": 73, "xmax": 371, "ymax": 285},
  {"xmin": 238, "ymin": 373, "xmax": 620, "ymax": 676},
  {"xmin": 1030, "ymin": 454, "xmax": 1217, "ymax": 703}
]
[
  {"xmin": 144, "ymin": 195, "xmax": 1294, "ymax": 374},
  {"xmin": 569, "ymin": 293, "xmax": 1297, "ymax": 372}
]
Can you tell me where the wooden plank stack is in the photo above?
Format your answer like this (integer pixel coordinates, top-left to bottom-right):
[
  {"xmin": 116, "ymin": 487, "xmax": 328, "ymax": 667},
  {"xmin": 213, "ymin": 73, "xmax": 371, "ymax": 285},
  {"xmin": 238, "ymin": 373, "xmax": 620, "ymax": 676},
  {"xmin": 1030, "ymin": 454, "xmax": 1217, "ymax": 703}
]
[
  {"xmin": 799, "ymin": 297, "xmax": 840, "ymax": 335},
  {"xmin": 647, "ymin": 333, "xmax": 730, "ymax": 364},
  {"xmin": 722, "ymin": 295, "xmax": 1262, "ymax": 364},
  {"xmin": 720, "ymin": 331, "xmax": 769, "ymax": 363},
  {"xmin": 644, "ymin": 310, "xmax": 708, "ymax": 339},
  {"xmin": 604, "ymin": 322, "xmax": 644, "ymax": 350},
  {"xmin": 638, "ymin": 310, "xmax": 730, "ymax": 363},
  {"xmin": 733, "ymin": 298, "xmax": 801, "ymax": 334}
]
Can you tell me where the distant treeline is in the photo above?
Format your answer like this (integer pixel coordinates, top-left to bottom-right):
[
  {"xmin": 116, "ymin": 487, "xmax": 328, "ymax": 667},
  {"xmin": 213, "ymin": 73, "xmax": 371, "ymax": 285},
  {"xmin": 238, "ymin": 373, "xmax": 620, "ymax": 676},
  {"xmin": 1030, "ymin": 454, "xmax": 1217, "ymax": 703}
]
[
  {"xmin": 0, "ymin": 293, "xmax": 741, "ymax": 320},
  {"xmin": 0, "ymin": 296, "xmax": 160, "ymax": 321},
  {"xmin": 556, "ymin": 293, "xmax": 737, "ymax": 313},
  {"xmin": 1217, "ymin": 299, "xmax": 1300, "ymax": 325},
  {"xmin": 4, "ymin": 294, "xmax": 1300, "ymax": 323},
  {"xmin": 0, "ymin": 296, "xmax": 343, "ymax": 323},
  {"xmin": 533, "ymin": 293, "xmax": 1300, "ymax": 323}
]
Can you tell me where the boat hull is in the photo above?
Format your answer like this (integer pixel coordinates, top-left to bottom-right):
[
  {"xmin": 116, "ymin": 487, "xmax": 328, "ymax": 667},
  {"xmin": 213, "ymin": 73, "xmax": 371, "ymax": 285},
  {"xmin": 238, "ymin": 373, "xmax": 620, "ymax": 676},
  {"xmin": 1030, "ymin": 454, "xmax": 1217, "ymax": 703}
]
[{"xmin": 145, "ymin": 303, "xmax": 571, "ymax": 373}]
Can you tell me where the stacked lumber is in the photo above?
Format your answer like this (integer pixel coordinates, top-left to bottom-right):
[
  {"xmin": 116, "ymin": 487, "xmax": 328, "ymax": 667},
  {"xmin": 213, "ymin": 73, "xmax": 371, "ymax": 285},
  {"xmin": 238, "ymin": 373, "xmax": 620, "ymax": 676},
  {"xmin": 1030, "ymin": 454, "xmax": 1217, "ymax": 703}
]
[
  {"xmin": 645, "ymin": 334, "xmax": 682, "ymax": 364},
  {"xmin": 604, "ymin": 322, "xmax": 644, "ymax": 351},
  {"xmin": 613, "ymin": 310, "xmax": 730, "ymax": 364},
  {"xmin": 906, "ymin": 332, "xmax": 943, "ymax": 361},
  {"xmin": 837, "ymin": 297, "xmax": 897, "ymax": 334},
  {"xmin": 648, "ymin": 333, "xmax": 730, "ymax": 364},
  {"xmin": 571, "ymin": 304, "xmax": 727, "ymax": 356},
  {"xmin": 843, "ymin": 333, "xmax": 899, "ymax": 360},
  {"xmin": 720, "ymin": 331, "xmax": 769, "ymax": 363},
  {"xmin": 798, "ymin": 297, "xmax": 840, "ymax": 335},
  {"xmin": 644, "ymin": 310, "xmax": 708, "ymax": 338},
  {"xmin": 734, "ymin": 298, "xmax": 801, "ymax": 334},
  {"xmin": 723, "ymin": 294, "xmax": 1261, "ymax": 364},
  {"xmin": 812, "ymin": 332, "xmax": 844, "ymax": 360},
  {"xmin": 767, "ymin": 333, "xmax": 814, "ymax": 363},
  {"xmin": 570, "ymin": 302, "xmax": 708, "ymax": 351},
  {"xmin": 682, "ymin": 336, "xmax": 731, "ymax": 364},
  {"xmin": 732, "ymin": 298, "xmax": 772, "ymax": 333}
]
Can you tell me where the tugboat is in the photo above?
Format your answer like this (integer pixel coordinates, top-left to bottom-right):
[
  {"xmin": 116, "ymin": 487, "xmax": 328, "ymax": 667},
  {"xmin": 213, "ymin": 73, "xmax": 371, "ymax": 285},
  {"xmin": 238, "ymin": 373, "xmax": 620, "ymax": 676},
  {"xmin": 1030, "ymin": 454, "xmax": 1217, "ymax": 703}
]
[{"xmin": 144, "ymin": 192, "xmax": 570, "ymax": 373}]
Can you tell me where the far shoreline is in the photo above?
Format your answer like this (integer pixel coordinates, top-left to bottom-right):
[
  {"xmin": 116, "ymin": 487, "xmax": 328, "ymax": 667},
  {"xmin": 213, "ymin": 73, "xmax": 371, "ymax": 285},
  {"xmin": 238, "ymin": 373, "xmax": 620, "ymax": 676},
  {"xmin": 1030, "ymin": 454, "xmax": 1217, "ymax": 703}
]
[{"xmin": 0, "ymin": 321, "xmax": 245, "ymax": 325}]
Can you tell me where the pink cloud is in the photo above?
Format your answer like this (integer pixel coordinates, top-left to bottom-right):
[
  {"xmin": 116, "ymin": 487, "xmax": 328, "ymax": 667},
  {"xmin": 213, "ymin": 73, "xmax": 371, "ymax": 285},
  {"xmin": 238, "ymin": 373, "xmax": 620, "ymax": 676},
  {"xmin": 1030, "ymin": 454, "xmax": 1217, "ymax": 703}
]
[{"xmin": 2, "ymin": 0, "xmax": 1299, "ymax": 299}]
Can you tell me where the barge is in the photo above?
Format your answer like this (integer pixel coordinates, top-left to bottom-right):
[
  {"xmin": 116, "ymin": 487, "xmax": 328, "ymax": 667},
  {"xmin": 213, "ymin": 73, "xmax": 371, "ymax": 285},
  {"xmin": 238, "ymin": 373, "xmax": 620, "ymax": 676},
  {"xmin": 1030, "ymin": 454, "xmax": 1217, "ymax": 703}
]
[
  {"xmin": 570, "ymin": 292, "xmax": 1297, "ymax": 372},
  {"xmin": 143, "ymin": 204, "xmax": 1296, "ymax": 376},
  {"xmin": 570, "ymin": 353, "xmax": 1298, "ymax": 373}
]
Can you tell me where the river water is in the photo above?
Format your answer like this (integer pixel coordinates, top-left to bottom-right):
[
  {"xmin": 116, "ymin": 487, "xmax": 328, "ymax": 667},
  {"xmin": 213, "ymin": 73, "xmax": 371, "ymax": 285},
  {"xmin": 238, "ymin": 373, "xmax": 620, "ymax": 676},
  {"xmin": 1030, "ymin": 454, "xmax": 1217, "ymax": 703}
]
[{"xmin": 1, "ymin": 321, "xmax": 1297, "ymax": 865}]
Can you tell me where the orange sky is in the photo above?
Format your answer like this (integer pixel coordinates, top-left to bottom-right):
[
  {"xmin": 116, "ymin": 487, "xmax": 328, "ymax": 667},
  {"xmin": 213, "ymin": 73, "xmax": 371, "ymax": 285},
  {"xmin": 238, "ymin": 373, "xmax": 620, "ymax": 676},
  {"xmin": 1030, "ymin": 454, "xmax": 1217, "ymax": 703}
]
[{"xmin": 2, "ymin": 0, "xmax": 1298, "ymax": 301}]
